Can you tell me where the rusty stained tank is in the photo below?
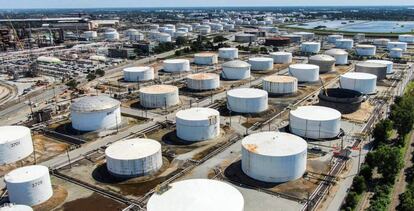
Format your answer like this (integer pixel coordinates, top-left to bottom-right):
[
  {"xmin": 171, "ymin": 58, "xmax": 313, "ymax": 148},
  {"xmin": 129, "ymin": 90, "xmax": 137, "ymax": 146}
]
[
  {"xmin": 318, "ymin": 88, "xmax": 364, "ymax": 114},
  {"xmin": 264, "ymin": 37, "xmax": 291, "ymax": 46}
]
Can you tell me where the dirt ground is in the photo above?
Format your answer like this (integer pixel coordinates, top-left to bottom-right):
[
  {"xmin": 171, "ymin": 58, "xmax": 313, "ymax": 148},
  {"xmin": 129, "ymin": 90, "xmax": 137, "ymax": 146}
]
[
  {"xmin": 59, "ymin": 193, "xmax": 126, "ymax": 211},
  {"xmin": 342, "ymin": 101, "xmax": 375, "ymax": 123},
  {"xmin": 33, "ymin": 185, "xmax": 68, "ymax": 211}
]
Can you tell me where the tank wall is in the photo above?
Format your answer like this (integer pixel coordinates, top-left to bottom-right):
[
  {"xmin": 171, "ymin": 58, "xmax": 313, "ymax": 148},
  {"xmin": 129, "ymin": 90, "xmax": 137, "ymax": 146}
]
[
  {"xmin": 271, "ymin": 53, "xmax": 292, "ymax": 64},
  {"xmin": 222, "ymin": 67, "xmax": 251, "ymax": 80},
  {"xmin": 164, "ymin": 61, "xmax": 190, "ymax": 72},
  {"xmin": 289, "ymin": 115, "xmax": 341, "ymax": 139},
  {"xmin": 106, "ymin": 150, "xmax": 163, "ymax": 177},
  {"xmin": 227, "ymin": 95, "xmax": 268, "ymax": 113},
  {"xmin": 356, "ymin": 48, "xmax": 376, "ymax": 56},
  {"xmin": 355, "ymin": 65, "xmax": 387, "ymax": 80},
  {"xmin": 176, "ymin": 116, "xmax": 220, "ymax": 141},
  {"xmin": 219, "ymin": 50, "xmax": 238, "ymax": 59},
  {"xmin": 289, "ymin": 67, "xmax": 319, "ymax": 82},
  {"xmin": 340, "ymin": 77, "xmax": 377, "ymax": 94},
  {"xmin": 242, "ymin": 147, "xmax": 307, "ymax": 183},
  {"xmin": 187, "ymin": 78, "xmax": 220, "ymax": 90},
  {"xmin": 263, "ymin": 80, "xmax": 298, "ymax": 94},
  {"xmin": 249, "ymin": 60, "xmax": 274, "ymax": 71},
  {"xmin": 124, "ymin": 69, "xmax": 154, "ymax": 81},
  {"xmin": 140, "ymin": 92, "xmax": 179, "ymax": 108},
  {"xmin": 194, "ymin": 56, "xmax": 218, "ymax": 65},
  {"xmin": 71, "ymin": 107, "xmax": 121, "ymax": 131}
]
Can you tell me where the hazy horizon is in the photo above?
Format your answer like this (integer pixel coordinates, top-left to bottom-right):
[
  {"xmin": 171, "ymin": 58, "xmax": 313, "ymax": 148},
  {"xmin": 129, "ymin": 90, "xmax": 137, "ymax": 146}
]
[{"xmin": 2, "ymin": 0, "xmax": 414, "ymax": 9}]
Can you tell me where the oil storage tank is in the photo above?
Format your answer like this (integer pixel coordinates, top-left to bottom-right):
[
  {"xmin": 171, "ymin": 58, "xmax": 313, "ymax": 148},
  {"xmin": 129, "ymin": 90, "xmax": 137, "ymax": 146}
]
[
  {"xmin": 248, "ymin": 57, "xmax": 274, "ymax": 71},
  {"xmin": 366, "ymin": 60, "xmax": 394, "ymax": 74},
  {"xmin": 147, "ymin": 179, "xmax": 244, "ymax": 211},
  {"xmin": 327, "ymin": 34, "xmax": 343, "ymax": 44},
  {"xmin": 399, "ymin": 34, "xmax": 414, "ymax": 43},
  {"xmin": 176, "ymin": 107, "xmax": 220, "ymax": 142},
  {"xmin": 163, "ymin": 59, "xmax": 190, "ymax": 72},
  {"xmin": 325, "ymin": 49, "xmax": 348, "ymax": 65},
  {"xmin": 289, "ymin": 106, "xmax": 341, "ymax": 139},
  {"xmin": 123, "ymin": 66, "xmax": 155, "ymax": 82},
  {"xmin": 301, "ymin": 42, "xmax": 321, "ymax": 54},
  {"xmin": 340, "ymin": 72, "xmax": 377, "ymax": 94},
  {"xmin": 270, "ymin": 52, "xmax": 293, "ymax": 64},
  {"xmin": 355, "ymin": 45, "xmax": 376, "ymax": 56},
  {"xmin": 387, "ymin": 41, "xmax": 408, "ymax": 51},
  {"xmin": 5, "ymin": 165, "xmax": 53, "ymax": 206},
  {"xmin": 289, "ymin": 64, "xmax": 320, "ymax": 82},
  {"xmin": 194, "ymin": 53, "xmax": 218, "ymax": 65},
  {"xmin": 390, "ymin": 48, "xmax": 403, "ymax": 59},
  {"xmin": 355, "ymin": 62, "xmax": 387, "ymax": 80},
  {"xmin": 262, "ymin": 75, "xmax": 298, "ymax": 95},
  {"xmin": 221, "ymin": 60, "xmax": 251, "ymax": 80},
  {"xmin": 318, "ymin": 88, "xmax": 364, "ymax": 114},
  {"xmin": 308, "ymin": 54, "xmax": 336, "ymax": 73},
  {"xmin": 186, "ymin": 73, "xmax": 220, "ymax": 91},
  {"xmin": 241, "ymin": 132, "xmax": 307, "ymax": 183},
  {"xmin": 219, "ymin": 48, "xmax": 238, "ymax": 60},
  {"xmin": 105, "ymin": 138, "xmax": 162, "ymax": 177},
  {"xmin": 335, "ymin": 39, "xmax": 354, "ymax": 50},
  {"xmin": 139, "ymin": 85, "xmax": 179, "ymax": 108},
  {"xmin": 71, "ymin": 96, "xmax": 121, "ymax": 131},
  {"xmin": 373, "ymin": 38, "xmax": 390, "ymax": 46},
  {"xmin": 227, "ymin": 88, "xmax": 268, "ymax": 113},
  {"xmin": 235, "ymin": 34, "xmax": 257, "ymax": 43},
  {"xmin": 0, "ymin": 126, "xmax": 33, "ymax": 165}
]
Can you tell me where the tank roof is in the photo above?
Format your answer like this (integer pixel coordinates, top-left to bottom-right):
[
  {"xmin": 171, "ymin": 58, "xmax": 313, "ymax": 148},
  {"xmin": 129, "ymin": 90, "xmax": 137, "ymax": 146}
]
[
  {"xmin": 163, "ymin": 59, "xmax": 189, "ymax": 64},
  {"xmin": 227, "ymin": 88, "xmax": 267, "ymax": 98},
  {"xmin": 263, "ymin": 75, "xmax": 297, "ymax": 83},
  {"xmin": 309, "ymin": 54, "xmax": 335, "ymax": 61},
  {"xmin": 140, "ymin": 85, "xmax": 178, "ymax": 94},
  {"xmin": 242, "ymin": 132, "xmax": 307, "ymax": 156},
  {"xmin": 0, "ymin": 126, "xmax": 30, "ymax": 144},
  {"xmin": 147, "ymin": 179, "xmax": 244, "ymax": 211},
  {"xmin": 123, "ymin": 66, "xmax": 152, "ymax": 72},
  {"xmin": 290, "ymin": 64, "xmax": 319, "ymax": 70},
  {"xmin": 105, "ymin": 139, "xmax": 161, "ymax": 160},
  {"xmin": 366, "ymin": 60, "xmax": 393, "ymax": 65},
  {"xmin": 356, "ymin": 62, "xmax": 387, "ymax": 68},
  {"xmin": 341, "ymin": 72, "xmax": 377, "ymax": 80},
  {"xmin": 290, "ymin": 106, "xmax": 341, "ymax": 121},
  {"xmin": 176, "ymin": 107, "xmax": 219, "ymax": 121},
  {"xmin": 194, "ymin": 53, "xmax": 217, "ymax": 57},
  {"xmin": 270, "ymin": 51, "xmax": 292, "ymax": 56},
  {"xmin": 71, "ymin": 96, "xmax": 120, "ymax": 112},
  {"xmin": 356, "ymin": 44, "xmax": 376, "ymax": 48},
  {"xmin": 249, "ymin": 57, "xmax": 273, "ymax": 62},
  {"xmin": 223, "ymin": 60, "xmax": 251, "ymax": 68},
  {"xmin": 187, "ymin": 73, "xmax": 218, "ymax": 80},
  {"xmin": 5, "ymin": 165, "xmax": 48, "ymax": 183},
  {"xmin": 325, "ymin": 49, "xmax": 348, "ymax": 56},
  {"xmin": 219, "ymin": 47, "xmax": 238, "ymax": 51}
]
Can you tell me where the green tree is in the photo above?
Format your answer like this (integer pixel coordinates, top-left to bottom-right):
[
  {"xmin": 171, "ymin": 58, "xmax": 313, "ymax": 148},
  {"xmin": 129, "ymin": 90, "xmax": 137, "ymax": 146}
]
[
  {"xmin": 96, "ymin": 69, "xmax": 105, "ymax": 77},
  {"xmin": 176, "ymin": 37, "xmax": 187, "ymax": 46},
  {"xmin": 372, "ymin": 146, "xmax": 404, "ymax": 182},
  {"xmin": 352, "ymin": 176, "xmax": 367, "ymax": 194},
  {"xmin": 66, "ymin": 79, "xmax": 78, "ymax": 90},
  {"xmin": 399, "ymin": 189, "xmax": 414, "ymax": 211},
  {"xmin": 87, "ymin": 73, "xmax": 96, "ymax": 81},
  {"xmin": 213, "ymin": 35, "xmax": 227, "ymax": 43},
  {"xmin": 360, "ymin": 164, "xmax": 373, "ymax": 182},
  {"xmin": 372, "ymin": 119, "xmax": 393, "ymax": 148},
  {"xmin": 344, "ymin": 191, "xmax": 359, "ymax": 209}
]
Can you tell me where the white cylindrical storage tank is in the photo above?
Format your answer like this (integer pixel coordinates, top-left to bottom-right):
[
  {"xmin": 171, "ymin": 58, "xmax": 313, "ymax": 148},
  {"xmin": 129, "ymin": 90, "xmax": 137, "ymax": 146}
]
[
  {"xmin": 282, "ymin": 34, "xmax": 302, "ymax": 43},
  {"xmin": 186, "ymin": 73, "xmax": 220, "ymax": 91},
  {"xmin": 335, "ymin": 39, "xmax": 354, "ymax": 50},
  {"xmin": 164, "ymin": 28, "xmax": 175, "ymax": 36},
  {"xmin": 0, "ymin": 204, "xmax": 33, "ymax": 211},
  {"xmin": 366, "ymin": 60, "xmax": 394, "ymax": 74},
  {"xmin": 5, "ymin": 165, "xmax": 53, "ymax": 206},
  {"xmin": 289, "ymin": 106, "xmax": 341, "ymax": 139},
  {"xmin": 0, "ymin": 126, "xmax": 33, "ymax": 165},
  {"xmin": 354, "ymin": 33, "xmax": 366, "ymax": 41},
  {"xmin": 176, "ymin": 27, "xmax": 189, "ymax": 33},
  {"xmin": 71, "ymin": 96, "xmax": 121, "ymax": 131},
  {"xmin": 123, "ymin": 66, "xmax": 155, "ymax": 82},
  {"xmin": 373, "ymin": 38, "xmax": 390, "ymax": 46},
  {"xmin": 163, "ymin": 59, "xmax": 190, "ymax": 72},
  {"xmin": 327, "ymin": 34, "xmax": 343, "ymax": 44},
  {"xmin": 262, "ymin": 75, "xmax": 298, "ymax": 95},
  {"xmin": 176, "ymin": 107, "xmax": 220, "ymax": 142},
  {"xmin": 387, "ymin": 41, "xmax": 408, "ymax": 51},
  {"xmin": 157, "ymin": 33, "xmax": 172, "ymax": 43},
  {"xmin": 194, "ymin": 53, "xmax": 218, "ymax": 65},
  {"xmin": 355, "ymin": 62, "xmax": 387, "ymax": 80},
  {"xmin": 241, "ymin": 132, "xmax": 307, "ymax": 183},
  {"xmin": 355, "ymin": 44, "xmax": 376, "ymax": 56},
  {"xmin": 340, "ymin": 72, "xmax": 377, "ymax": 94},
  {"xmin": 308, "ymin": 54, "xmax": 336, "ymax": 73},
  {"xmin": 158, "ymin": 27, "xmax": 167, "ymax": 33},
  {"xmin": 399, "ymin": 34, "xmax": 414, "ymax": 43},
  {"xmin": 149, "ymin": 24, "xmax": 159, "ymax": 30},
  {"xmin": 221, "ymin": 60, "xmax": 251, "ymax": 80},
  {"xmin": 103, "ymin": 31, "xmax": 119, "ymax": 41},
  {"xmin": 147, "ymin": 179, "xmax": 244, "ymax": 211},
  {"xmin": 390, "ymin": 48, "xmax": 403, "ymax": 59},
  {"xmin": 83, "ymin": 31, "xmax": 97, "ymax": 39},
  {"xmin": 219, "ymin": 47, "xmax": 238, "ymax": 60},
  {"xmin": 105, "ymin": 138, "xmax": 162, "ymax": 177},
  {"xmin": 301, "ymin": 42, "xmax": 321, "ymax": 54},
  {"xmin": 289, "ymin": 64, "xmax": 319, "ymax": 82},
  {"xmin": 164, "ymin": 24, "xmax": 175, "ymax": 30},
  {"xmin": 248, "ymin": 57, "xmax": 274, "ymax": 71},
  {"xmin": 325, "ymin": 49, "xmax": 348, "ymax": 65},
  {"xmin": 124, "ymin": 29, "xmax": 139, "ymax": 37},
  {"xmin": 139, "ymin": 85, "xmax": 179, "ymax": 108},
  {"xmin": 227, "ymin": 88, "xmax": 268, "ymax": 113},
  {"xmin": 270, "ymin": 52, "xmax": 293, "ymax": 64}
]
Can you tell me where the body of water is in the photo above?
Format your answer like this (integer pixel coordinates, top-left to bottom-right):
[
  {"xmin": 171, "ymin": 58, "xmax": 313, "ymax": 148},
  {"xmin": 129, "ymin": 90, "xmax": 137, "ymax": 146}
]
[{"xmin": 289, "ymin": 20, "xmax": 414, "ymax": 33}]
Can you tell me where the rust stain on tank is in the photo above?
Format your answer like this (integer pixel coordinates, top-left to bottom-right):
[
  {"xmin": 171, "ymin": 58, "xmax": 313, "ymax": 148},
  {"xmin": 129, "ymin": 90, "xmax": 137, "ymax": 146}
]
[{"xmin": 245, "ymin": 144, "xmax": 258, "ymax": 153}]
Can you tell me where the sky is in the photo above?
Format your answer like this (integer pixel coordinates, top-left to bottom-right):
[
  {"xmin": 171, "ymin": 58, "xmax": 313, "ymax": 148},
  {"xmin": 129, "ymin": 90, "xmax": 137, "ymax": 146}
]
[{"xmin": 1, "ymin": 0, "xmax": 414, "ymax": 9}]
